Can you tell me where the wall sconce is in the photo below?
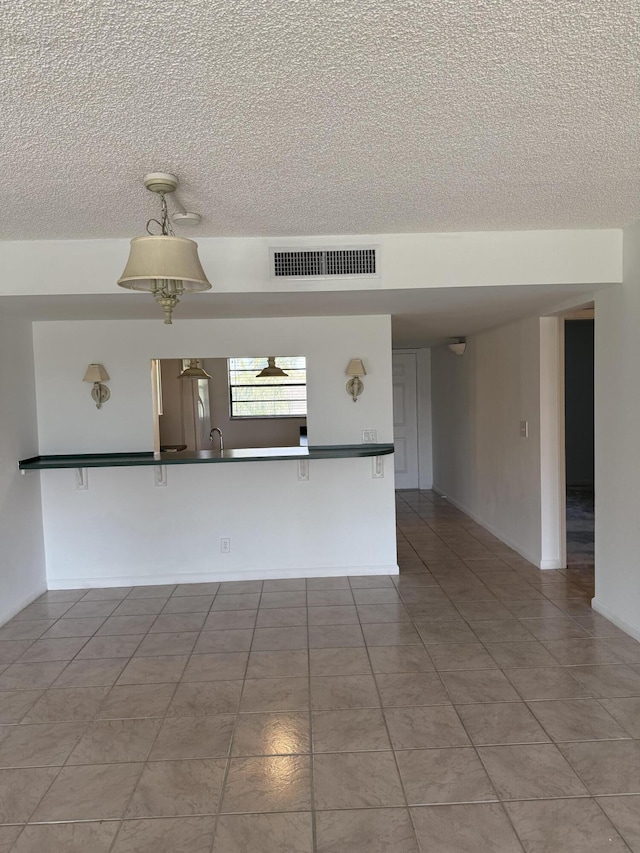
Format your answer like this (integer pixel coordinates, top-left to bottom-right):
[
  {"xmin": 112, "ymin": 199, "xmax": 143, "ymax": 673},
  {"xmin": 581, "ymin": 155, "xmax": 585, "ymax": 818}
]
[
  {"xmin": 83, "ymin": 364, "xmax": 110, "ymax": 409},
  {"xmin": 448, "ymin": 339, "xmax": 467, "ymax": 356},
  {"xmin": 346, "ymin": 358, "xmax": 367, "ymax": 402}
]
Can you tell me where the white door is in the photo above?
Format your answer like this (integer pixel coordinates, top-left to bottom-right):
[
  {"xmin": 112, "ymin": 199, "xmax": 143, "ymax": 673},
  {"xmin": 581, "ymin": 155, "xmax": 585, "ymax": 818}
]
[{"xmin": 392, "ymin": 352, "xmax": 419, "ymax": 489}]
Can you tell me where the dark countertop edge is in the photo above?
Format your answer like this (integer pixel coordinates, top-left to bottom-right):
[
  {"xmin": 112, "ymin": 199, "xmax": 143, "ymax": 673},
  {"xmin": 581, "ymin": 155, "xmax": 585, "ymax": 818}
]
[{"xmin": 19, "ymin": 444, "xmax": 395, "ymax": 470}]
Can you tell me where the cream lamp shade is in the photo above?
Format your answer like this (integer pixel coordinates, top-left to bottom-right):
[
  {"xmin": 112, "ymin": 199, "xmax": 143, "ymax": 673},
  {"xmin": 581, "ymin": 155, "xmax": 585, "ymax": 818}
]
[
  {"xmin": 83, "ymin": 364, "xmax": 110, "ymax": 383},
  {"xmin": 346, "ymin": 358, "xmax": 367, "ymax": 377},
  {"xmin": 83, "ymin": 364, "xmax": 110, "ymax": 409},
  {"xmin": 178, "ymin": 359, "xmax": 212, "ymax": 380},
  {"xmin": 117, "ymin": 236, "xmax": 211, "ymax": 293}
]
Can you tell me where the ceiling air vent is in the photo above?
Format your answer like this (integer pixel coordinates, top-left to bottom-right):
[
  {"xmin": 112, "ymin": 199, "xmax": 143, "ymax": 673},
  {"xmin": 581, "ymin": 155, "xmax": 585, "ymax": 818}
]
[{"xmin": 271, "ymin": 247, "xmax": 379, "ymax": 279}]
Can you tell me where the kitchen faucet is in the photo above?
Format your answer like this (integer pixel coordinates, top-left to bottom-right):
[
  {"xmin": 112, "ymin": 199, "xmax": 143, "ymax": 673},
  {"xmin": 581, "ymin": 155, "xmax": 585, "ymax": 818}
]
[{"xmin": 209, "ymin": 427, "xmax": 224, "ymax": 452}]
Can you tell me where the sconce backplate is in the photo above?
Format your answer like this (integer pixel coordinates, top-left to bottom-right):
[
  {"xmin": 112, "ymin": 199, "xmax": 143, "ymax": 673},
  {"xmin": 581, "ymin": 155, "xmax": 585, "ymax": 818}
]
[
  {"xmin": 346, "ymin": 377, "xmax": 364, "ymax": 402},
  {"xmin": 91, "ymin": 383, "xmax": 111, "ymax": 409}
]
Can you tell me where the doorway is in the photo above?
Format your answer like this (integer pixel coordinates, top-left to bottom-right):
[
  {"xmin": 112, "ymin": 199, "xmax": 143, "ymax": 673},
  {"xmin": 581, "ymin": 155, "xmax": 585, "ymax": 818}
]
[
  {"xmin": 392, "ymin": 352, "xmax": 419, "ymax": 489},
  {"xmin": 564, "ymin": 315, "xmax": 595, "ymax": 573}
]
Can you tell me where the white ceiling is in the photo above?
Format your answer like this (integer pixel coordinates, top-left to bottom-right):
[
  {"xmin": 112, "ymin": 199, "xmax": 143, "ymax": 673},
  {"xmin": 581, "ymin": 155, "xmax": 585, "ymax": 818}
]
[
  {"xmin": 0, "ymin": 283, "xmax": 602, "ymax": 347},
  {"xmin": 2, "ymin": 1, "xmax": 639, "ymax": 240}
]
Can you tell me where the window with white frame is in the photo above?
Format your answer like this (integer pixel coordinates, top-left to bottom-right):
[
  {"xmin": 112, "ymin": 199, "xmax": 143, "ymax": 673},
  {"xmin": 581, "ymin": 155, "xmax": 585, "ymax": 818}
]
[{"xmin": 228, "ymin": 357, "xmax": 307, "ymax": 418}]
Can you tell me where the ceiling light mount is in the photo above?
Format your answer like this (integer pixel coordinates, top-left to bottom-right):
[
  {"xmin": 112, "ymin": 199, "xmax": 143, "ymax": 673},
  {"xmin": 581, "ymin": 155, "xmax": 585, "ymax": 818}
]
[{"xmin": 143, "ymin": 172, "xmax": 178, "ymax": 195}]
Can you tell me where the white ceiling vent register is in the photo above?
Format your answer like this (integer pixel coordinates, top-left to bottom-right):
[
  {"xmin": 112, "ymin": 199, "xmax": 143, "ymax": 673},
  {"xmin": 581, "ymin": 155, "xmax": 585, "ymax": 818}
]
[{"xmin": 270, "ymin": 247, "xmax": 379, "ymax": 280}]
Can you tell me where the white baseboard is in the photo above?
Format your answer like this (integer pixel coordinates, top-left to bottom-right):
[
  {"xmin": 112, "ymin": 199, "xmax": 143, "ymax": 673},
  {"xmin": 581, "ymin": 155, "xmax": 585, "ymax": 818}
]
[
  {"xmin": 46, "ymin": 564, "xmax": 400, "ymax": 590},
  {"xmin": 592, "ymin": 597, "xmax": 640, "ymax": 642},
  {"xmin": 0, "ymin": 585, "xmax": 48, "ymax": 629},
  {"xmin": 431, "ymin": 486, "xmax": 560, "ymax": 570}
]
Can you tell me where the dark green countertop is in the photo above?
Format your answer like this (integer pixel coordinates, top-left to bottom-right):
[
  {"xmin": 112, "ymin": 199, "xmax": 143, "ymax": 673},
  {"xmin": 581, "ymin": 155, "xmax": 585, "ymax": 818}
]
[{"xmin": 19, "ymin": 444, "xmax": 394, "ymax": 470}]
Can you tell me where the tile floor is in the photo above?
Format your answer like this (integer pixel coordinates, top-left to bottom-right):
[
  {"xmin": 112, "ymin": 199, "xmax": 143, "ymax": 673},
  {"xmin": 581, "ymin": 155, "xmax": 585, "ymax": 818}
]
[{"xmin": 0, "ymin": 490, "xmax": 638, "ymax": 851}]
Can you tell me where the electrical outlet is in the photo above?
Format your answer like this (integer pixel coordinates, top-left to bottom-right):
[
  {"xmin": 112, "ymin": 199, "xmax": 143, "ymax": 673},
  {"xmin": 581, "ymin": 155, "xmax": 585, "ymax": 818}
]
[
  {"xmin": 220, "ymin": 537, "xmax": 230, "ymax": 553},
  {"xmin": 519, "ymin": 420, "xmax": 529, "ymax": 438},
  {"xmin": 362, "ymin": 429, "xmax": 377, "ymax": 443}
]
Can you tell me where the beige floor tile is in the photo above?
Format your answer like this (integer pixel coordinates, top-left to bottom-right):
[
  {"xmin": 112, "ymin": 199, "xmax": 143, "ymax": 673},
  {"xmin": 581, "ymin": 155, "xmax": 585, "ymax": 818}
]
[
  {"xmin": 357, "ymin": 604, "xmax": 412, "ymax": 624},
  {"xmin": 313, "ymin": 751, "xmax": 404, "ymax": 809},
  {"xmin": 149, "ymin": 714, "xmax": 234, "ymax": 760},
  {"xmin": 310, "ymin": 674, "xmax": 380, "ymax": 710},
  {"xmin": 560, "ymin": 739, "xmax": 640, "ymax": 794},
  {"xmin": 11, "ymin": 821, "xmax": 118, "ymax": 853},
  {"xmin": 32, "ymin": 762, "xmax": 143, "ymax": 821},
  {"xmin": 43, "ymin": 617, "xmax": 106, "ymax": 638},
  {"xmin": 182, "ymin": 652, "xmax": 248, "ymax": 682},
  {"xmin": 528, "ymin": 698, "xmax": 630, "ymax": 741},
  {"xmin": 81, "ymin": 587, "xmax": 132, "ymax": 601},
  {"xmin": 240, "ymin": 677, "xmax": 310, "ymax": 712},
  {"xmin": 397, "ymin": 747, "xmax": 497, "ymax": 804},
  {"xmin": 478, "ymin": 743, "xmax": 588, "ymax": 799},
  {"xmin": 0, "ymin": 766, "xmax": 59, "ymax": 822},
  {"xmin": 597, "ymin": 795, "xmax": 640, "ymax": 852},
  {"xmin": 256, "ymin": 607, "xmax": 308, "ymax": 628},
  {"xmin": 68, "ymin": 717, "xmax": 161, "ymax": 763},
  {"xmin": 469, "ymin": 620, "xmax": 536, "ymax": 643},
  {"xmin": 0, "ymin": 620, "xmax": 55, "ymax": 640},
  {"xmin": 312, "ymin": 708, "xmax": 390, "ymax": 752},
  {"xmin": 97, "ymin": 614, "xmax": 157, "ymax": 635},
  {"xmin": 483, "ymin": 641, "xmax": 558, "ymax": 669},
  {"xmin": 127, "ymin": 585, "xmax": 175, "ymax": 599},
  {"xmin": 600, "ymin": 696, "xmax": 640, "ymax": 737},
  {"xmin": 135, "ymin": 632, "xmax": 199, "ymax": 657},
  {"xmin": 308, "ymin": 624, "xmax": 365, "ymax": 649},
  {"xmin": 251, "ymin": 627, "xmax": 308, "ymax": 651},
  {"xmin": 352, "ymin": 588, "xmax": 402, "ymax": 604},
  {"xmin": 113, "ymin": 599, "xmax": 167, "ymax": 617},
  {"xmin": 149, "ymin": 613, "xmax": 207, "ymax": 633},
  {"xmin": 307, "ymin": 590, "xmax": 354, "ymax": 606},
  {"xmin": 0, "ymin": 660, "xmax": 67, "ymax": 689},
  {"xmin": 213, "ymin": 813, "xmax": 313, "ymax": 853},
  {"xmin": 0, "ymin": 641, "xmax": 37, "ymax": 665},
  {"xmin": 221, "ymin": 755, "xmax": 311, "ymax": 813},
  {"xmin": 116, "ymin": 655, "xmax": 188, "ymax": 685},
  {"xmin": 441, "ymin": 669, "xmax": 520, "ymax": 703},
  {"xmin": 263, "ymin": 578, "xmax": 307, "ymax": 591},
  {"xmin": 375, "ymin": 671, "xmax": 450, "ymax": 706},
  {"xmin": 361, "ymin": 623, "xmax": 421, "ymax": 646},
  {"xmin": 172, "ymin": 583, "xmax": 218, "ymax": 596},
  {"xmin": 260, "ymin": 591, "xmax": 307, "ymax": 608},
  {"xmin": 97, "ymin": 683, "xmax": 176, "ymax": 719},
  {"xmin": 76, "ymin": 634, "xmax": 143, "ymax": 659},
  {"xmin": 168, "ymin": 680, "xmax": 242, "ymax": 716},
  {"xmin": 204, "ymin": 610, "xmax": 257, "ymax": 630},
  {"xmin": 415, "ymin": 620, "xmax": 477, "ymax": 644},
  {"xmin": 210, "ymin": 593, "xmax": 261, "ymax": 611},
  {"xmin": 232, "ymin": 712, "xmax": 309, "ymax": 756},
  {"xmin": 505, "ymin": 798, "xmax": 629, "ymax": 853},
  {"xmin": 543, "ymin": 638, "xmax": 626, "ymax": 666},
  {"xmin": 20, "ymin": 637, "xmax": 89, "ymax": 663},
  {"xmin": 306, "ymin": 605, "xmax": 358, "ymax": 626},
  {"xmin": 411, "ymin": 803, "xmax": 524, "ymax": 853},
  {"xmin": 22, "ymin": 686, "xmax": 109, "ymax": 722},
  {"xmin": 246, "ymin": 650, "xmax": 308, "ymax": 678},
  {"xmin": 63, "ymin": 601, "xmax": 120, "ymax": 619},
  {"xmin": 315, "ymin": 808, "xmax": 419, "ymax": 853},
  {"xmin": 0, "ymin": 720, "xmax": 83, "ymax": 767},
  {"xmin": 0, "ymin": 826, "xmax": 21, "ymax": 853},
  {"xmin": 0, "ymin": 689, "xmax": 43, "ymax": 723},
  {"xmin": 309, "ymin": 647, "xmax": 372, "ymax": 676},
  {"xmin": 350, "ymin": 576, "xmax": 396, "ymax": 589},
  {"xmin": 112, "ymin": 816, "xmax": 216, "ymax": 853},
  {"xmin": 127, "ymin": 759, "xmax": 226, "ymax": 817},
  {"xmin": 52, "ymin": 658, "xmax": 126, "ymax": 688},
  {"xmin": 385, "ymin": 705, "xmax": 470, "ymax": 749},
  {"xmin": 569, "ymin": 664, "xmax": 640, "ymax": 697},
  {"xmin": 307, "ymin": 577, "xmax": 350, "ymax": 590},
  {"xmin": 161, "ymin": 595, "xmax": 214, "ymax": 613},
  {"xmin": 505, "ymin": 666, "xmax": 594, "ymax": 699},
  {"xmin": 456, "ymin": 702, "xmax": 550, "ymax": 745},
  {"xmin": 368, "ymin": 645, "xmax": 433, "ymax": 673},
  {"xmin": 523, "ymin": 617, "xmax": 590, "ymax": 641}
]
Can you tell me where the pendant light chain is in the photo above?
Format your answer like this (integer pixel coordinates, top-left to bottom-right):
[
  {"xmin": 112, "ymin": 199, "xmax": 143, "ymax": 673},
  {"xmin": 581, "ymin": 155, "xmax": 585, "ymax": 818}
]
[{"xmin": 146, "ymin": 193, "xmax": 175, "ymax": 237}]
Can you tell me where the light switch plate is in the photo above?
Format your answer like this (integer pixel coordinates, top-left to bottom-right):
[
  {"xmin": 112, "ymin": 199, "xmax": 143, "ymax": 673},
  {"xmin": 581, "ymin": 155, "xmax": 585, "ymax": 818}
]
[{"xmin": 362, "ymin": 429, "xmax": 377, "ymax": 443}]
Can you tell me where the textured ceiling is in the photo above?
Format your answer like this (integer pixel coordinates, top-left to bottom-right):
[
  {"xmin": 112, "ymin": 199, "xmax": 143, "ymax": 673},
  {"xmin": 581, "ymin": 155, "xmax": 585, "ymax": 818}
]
[{"xmin": 2, "ymin": 1, "xmax": 639, "ymax": 240}]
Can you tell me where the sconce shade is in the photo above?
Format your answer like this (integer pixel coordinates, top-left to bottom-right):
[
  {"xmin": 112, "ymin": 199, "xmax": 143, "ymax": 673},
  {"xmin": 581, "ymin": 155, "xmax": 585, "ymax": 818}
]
[
  {"xmin": 83, "ymin": 364, "xmax": 109, "ymax": 383},
  {"xmin": 117, "ymin": 236, "xmax": 211, "ymax": 293},
  {"xmin": 448, "ymin": 342, "xmax": 467, "ymax": 356},
  {"xmin": 346, "ymin": 359, "xmax": 366, "ymax": 377},
  {"xmin": 178, "ymin": 359, "xmax": 212, "ymax": 380}
]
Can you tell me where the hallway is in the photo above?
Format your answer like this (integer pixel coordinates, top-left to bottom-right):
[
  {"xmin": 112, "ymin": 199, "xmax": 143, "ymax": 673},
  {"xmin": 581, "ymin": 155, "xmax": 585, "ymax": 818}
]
[{"xmin": 0, "ymin": 491, "xmax": 638, "ymax": 851}]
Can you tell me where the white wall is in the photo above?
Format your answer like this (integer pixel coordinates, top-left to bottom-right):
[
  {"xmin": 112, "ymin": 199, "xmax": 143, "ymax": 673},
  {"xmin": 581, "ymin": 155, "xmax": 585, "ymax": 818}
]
[
  {"xmin": 593, "ymin": 220, "xmax": 640, "ymax": 640},
  {"xmin": 0, "ymin": 315, "xmax": 46, "ymax": 622},
  {"xmin": 431, "ymin": 316, "xmax": 560, "ymax": 568},
  {"xmin": 32, "ymin": 316, "xmax": 397, "ymax": 587},
  {"xmin": 0, "ymin": 229, "xmax": 622, "ymax": 297}
]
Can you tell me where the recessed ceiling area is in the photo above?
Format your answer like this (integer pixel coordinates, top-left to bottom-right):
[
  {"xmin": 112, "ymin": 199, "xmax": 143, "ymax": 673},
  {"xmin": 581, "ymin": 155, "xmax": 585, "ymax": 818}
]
[
  {"xmin": 0, "ymin": 283, "xmax": 605, "ymax": 348},
  {"xmin": 1, "ymin": 1, "xmax": 639, "ymax": 240}
]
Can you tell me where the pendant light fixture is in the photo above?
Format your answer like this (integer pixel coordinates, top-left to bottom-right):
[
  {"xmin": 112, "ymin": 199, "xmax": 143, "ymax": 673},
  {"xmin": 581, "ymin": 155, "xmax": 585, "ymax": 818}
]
[
  {"xmin": 177, "ymin": 358, "xmax": 212, "ymax": 380},
  {"xmin": 117, "ymin": 173, "xmax": 211, "ymax": 324},
  {"xmin": 256, "ymin": 357, "xmax": 289, "ymax": 378}
]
